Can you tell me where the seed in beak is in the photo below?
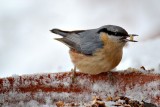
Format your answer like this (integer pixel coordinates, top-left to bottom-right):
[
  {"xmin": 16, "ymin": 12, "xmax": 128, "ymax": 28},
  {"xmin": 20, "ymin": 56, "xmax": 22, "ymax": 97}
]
[
  {"xmin": 130, "ymin": 35, "xmax": 134, "ymax": 41},
  {"xmin": 127, "ymin": 34, "xmax": 138, "ymax": 42}
]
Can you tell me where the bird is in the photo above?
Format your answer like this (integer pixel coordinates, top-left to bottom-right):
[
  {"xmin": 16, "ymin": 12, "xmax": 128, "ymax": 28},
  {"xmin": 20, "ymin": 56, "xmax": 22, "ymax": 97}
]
[{"xmin": 50, "ymin": 25, "xmax": 138, "ymax": 75}]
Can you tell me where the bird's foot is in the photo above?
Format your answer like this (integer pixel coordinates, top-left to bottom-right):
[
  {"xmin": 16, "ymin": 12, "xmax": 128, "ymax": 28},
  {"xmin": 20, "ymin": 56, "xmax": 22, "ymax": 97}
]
[{"xmin": 107, "ymin": 72, "xmax": 117, "ymax": 85}]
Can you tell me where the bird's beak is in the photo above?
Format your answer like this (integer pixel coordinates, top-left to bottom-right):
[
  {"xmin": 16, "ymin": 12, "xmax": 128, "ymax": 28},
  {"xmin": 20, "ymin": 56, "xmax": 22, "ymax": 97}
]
[{"xmin": 122, "ymin": 34, "xmax": 138, "ymax": 42}]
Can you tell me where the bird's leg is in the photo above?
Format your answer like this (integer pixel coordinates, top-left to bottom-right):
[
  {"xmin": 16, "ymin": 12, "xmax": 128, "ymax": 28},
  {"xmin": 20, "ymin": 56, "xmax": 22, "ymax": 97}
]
[
  {"xmin": 71, "ymin": 65, "xmax": 76, "ymax": 83},
  {"xmin": 107, "ymin": 71, "xmax": 117, "ymax": 85}
]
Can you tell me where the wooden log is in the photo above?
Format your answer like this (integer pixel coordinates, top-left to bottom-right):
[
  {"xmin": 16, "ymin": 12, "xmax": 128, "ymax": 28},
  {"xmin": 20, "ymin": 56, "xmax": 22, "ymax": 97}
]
[{"xmin": 0, "ymin": 71, "xmax": 160, "ymax": 106}]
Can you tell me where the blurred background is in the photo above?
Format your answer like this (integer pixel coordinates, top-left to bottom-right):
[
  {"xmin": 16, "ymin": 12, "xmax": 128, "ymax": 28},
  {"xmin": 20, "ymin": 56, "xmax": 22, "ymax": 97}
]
[{"xmin": 0, "ymin": 0, "xmax": 160, "ymax": 77}]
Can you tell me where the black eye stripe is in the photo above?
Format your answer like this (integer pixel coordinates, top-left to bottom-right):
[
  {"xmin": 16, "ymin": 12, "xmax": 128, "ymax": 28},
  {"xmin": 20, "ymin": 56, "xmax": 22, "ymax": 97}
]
[{"xmin": 97, "ymin": 28, "xmax": 128, "ymax": 37}]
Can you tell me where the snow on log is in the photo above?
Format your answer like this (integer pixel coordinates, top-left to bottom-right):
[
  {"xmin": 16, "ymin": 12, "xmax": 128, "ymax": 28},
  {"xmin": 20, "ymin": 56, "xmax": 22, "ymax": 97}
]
[{"xmin": 0, "ymin": 70, "xmax": 160, "ymax": 106}]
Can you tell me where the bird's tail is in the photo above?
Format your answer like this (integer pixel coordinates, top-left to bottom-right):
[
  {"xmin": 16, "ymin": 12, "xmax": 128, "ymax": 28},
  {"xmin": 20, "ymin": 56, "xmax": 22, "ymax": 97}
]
[{"xmin": 50, "ymin": 29, "xmax": 69, "ymax": 37}]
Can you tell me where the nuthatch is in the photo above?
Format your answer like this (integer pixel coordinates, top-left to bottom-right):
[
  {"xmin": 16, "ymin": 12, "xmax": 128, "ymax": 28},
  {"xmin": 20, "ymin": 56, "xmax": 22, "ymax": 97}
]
[{"xmin": 50, "ymin": 25, "xmax": 138, "ymax": 74}]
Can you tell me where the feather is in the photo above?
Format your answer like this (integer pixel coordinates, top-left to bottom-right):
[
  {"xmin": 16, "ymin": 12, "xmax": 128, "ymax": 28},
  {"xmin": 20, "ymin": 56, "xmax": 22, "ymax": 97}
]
[
  {"xmin": 54, "ymin": 38, "xmax": 78, "ymax": 49},
  {"xmin": 51, "ymin": 29, "xmax": 85, "ymax": 37}
]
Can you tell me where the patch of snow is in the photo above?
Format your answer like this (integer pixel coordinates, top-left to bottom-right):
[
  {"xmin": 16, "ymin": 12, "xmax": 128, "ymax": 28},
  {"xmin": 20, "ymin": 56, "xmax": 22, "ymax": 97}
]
[
  {"xmin": 92, "ymin": 82, "xmax": 117, "ymax": 97},
  {"xmin": 105, "ymin": 101, "xmax": 119, "ymax": 107},
  {"xmin": 125, "ymin": 80, "xmax": 160, "ymax": 103}
]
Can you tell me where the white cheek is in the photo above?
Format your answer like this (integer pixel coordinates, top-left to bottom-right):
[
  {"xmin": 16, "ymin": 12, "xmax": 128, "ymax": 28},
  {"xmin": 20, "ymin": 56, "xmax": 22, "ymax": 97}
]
[
  {"xmin": 108, "ymin": 35, "xmax": 126, "ymax": 46},
  {"xmin": 108, "ymin": 35, "xmax": 121, "ymax": 42}
]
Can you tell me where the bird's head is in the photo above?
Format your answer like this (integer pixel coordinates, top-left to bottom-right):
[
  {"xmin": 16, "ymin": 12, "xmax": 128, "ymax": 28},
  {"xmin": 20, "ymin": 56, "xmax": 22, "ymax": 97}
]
[{"xmin": 97, "ymin": 25, "xmax": 138, "ymax": 46}]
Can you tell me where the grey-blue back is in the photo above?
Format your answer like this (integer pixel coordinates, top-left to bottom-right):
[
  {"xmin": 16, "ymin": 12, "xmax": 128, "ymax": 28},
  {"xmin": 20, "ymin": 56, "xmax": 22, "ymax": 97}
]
[{"xmin": 52, "ymin": 27, "xmax": 103, "ymax": 55}]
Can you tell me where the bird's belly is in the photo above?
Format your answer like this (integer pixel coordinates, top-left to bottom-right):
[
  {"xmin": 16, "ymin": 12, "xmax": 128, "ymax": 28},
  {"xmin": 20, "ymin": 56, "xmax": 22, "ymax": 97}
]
[{"xmin": 69, "ymin": 48, "xmax": 122, "ymax": 74}]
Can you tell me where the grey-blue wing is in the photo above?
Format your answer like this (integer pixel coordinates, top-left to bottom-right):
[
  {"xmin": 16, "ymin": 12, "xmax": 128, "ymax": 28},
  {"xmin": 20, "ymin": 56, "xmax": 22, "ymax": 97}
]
[{"xmin": 60, "ymin": 29, "xmax": 103, "ymax": 55}]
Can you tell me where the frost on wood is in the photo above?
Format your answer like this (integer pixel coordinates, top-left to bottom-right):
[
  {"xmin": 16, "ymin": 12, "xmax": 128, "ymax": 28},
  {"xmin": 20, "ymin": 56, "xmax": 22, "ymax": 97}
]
[{"xmin": 0, "ymin": 70, "xmax": 160, "ymax": 106}]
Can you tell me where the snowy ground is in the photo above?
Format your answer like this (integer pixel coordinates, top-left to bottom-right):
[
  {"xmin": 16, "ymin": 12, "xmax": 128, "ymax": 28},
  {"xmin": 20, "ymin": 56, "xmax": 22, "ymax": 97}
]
[{"xmin": 0, "ymin": 0, "xmax": 160, "ymax": 77}]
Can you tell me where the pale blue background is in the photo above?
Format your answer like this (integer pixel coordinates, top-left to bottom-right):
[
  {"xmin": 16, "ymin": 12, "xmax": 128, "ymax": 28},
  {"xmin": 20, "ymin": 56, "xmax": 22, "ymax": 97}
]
[{"xmin": 0, "ymin": 0, "xmax": 160, "ymax": 77}]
